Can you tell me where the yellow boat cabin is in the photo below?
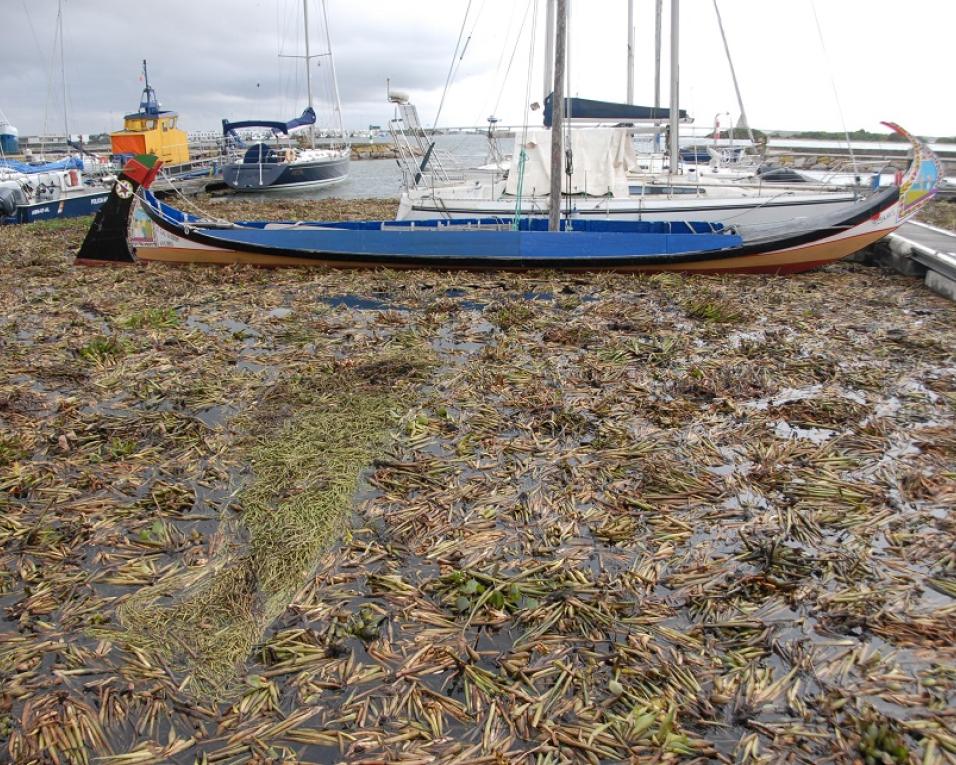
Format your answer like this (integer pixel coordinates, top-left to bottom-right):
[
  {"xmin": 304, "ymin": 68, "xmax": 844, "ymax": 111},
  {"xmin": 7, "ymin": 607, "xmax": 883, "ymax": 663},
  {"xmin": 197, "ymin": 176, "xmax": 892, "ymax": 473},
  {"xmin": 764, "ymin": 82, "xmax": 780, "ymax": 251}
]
[{"xmin": 110, "ymin": 61, "xmax": 189, "ymax": 165}]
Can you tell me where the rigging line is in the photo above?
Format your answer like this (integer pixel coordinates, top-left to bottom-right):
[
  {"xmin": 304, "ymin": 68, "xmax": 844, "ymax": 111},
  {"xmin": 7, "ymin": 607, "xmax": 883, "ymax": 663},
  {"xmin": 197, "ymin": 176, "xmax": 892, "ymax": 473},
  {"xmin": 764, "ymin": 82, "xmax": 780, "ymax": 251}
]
[
  {"xmin": 711, "ymin": 0, "xmax": 756, "ymax": 151},
  {"xmin": 448, "ymin": 0, "xmax": 531, "ymax": 156},
  {"xmin": 57, "ymin": 0, "xmax": 70, "ymax": 140},
  {"xmin": 41, "ymin": 3, "xmax": 64, "ymax": 152},
  {"xmin": 513, "ymin": 0, "xmax": 539, "ymax": 229},
  {"xmin": 433, "ymin": 0, "xmax": 474, "ymax": 130},
  {"xmin": 20, "ymin": 0, "xmax": 44, "ymax": 60},
  {"xmin": 446, "ymin": 0, "xmax": 488, "ymax": 90},
  {"xmin": 808, "ymin": 0, "xmax": 857, "ymax": 173},
  {"xmin": 491, "ymin": 0, "xmax": 535, "ymax": 119},
  {"xmin": 487, "ymin": 1, "xmax": 521, "ymax": 95}
]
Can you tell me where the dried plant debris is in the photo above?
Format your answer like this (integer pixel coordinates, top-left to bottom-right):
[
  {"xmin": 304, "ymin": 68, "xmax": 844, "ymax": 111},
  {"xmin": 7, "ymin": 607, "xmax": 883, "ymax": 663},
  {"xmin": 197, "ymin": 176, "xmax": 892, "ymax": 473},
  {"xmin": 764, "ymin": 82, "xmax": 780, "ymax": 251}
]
[
  {"xmin": 1, "ymin": 203, "xmax": 955, "ymax": 765},
  {"xmin": 917, "ymin": 198, "xmax": 956, "ymax": 233}
]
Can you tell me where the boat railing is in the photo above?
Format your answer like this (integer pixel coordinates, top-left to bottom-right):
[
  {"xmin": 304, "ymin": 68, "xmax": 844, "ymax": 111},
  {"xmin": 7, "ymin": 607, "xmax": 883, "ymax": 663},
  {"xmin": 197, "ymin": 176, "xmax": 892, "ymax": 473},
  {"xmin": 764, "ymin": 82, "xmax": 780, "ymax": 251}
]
[{"xmin": 388, "ymin": 100, "xmax": 456, "ymax": 189}]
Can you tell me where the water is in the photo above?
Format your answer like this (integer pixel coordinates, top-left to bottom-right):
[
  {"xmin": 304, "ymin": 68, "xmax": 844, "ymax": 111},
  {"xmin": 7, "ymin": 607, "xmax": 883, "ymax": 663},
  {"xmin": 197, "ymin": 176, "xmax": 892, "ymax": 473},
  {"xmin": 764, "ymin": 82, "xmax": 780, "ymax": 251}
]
[{"xmin": 229, "ymin": 134, "xmax": 495, "ymax": 202}]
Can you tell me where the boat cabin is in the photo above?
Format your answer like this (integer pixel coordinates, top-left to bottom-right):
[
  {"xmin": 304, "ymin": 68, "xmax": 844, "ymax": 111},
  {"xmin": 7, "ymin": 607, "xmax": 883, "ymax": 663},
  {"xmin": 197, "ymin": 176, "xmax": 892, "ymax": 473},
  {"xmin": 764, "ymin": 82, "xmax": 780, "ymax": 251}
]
[{"xmin": 110, "ymin": 62, "xmax": 189, "ymax": 166}]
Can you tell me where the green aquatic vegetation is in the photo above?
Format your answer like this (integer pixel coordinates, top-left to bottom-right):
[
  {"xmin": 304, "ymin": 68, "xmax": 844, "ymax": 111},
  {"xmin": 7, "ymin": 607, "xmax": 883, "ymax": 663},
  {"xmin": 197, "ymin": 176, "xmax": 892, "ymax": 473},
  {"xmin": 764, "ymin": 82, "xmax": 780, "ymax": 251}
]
[
  {"xmin": 77, "ymin": 335, "xmax": 127, "ymax": 364},
  {"xmin": 114, "ymin": 359, "xmax": 427, "ymax": 696},
  {"xmin": 0, "ymin": 436, "xmax": 26, "ymax": 467},
  {"xmin": 683, "ymin": 296, "xmax": 747, "ymax": 324},
  {"xmin": 117, "ymin": 306, "xmax": 180, "ymax": 329},
  {"xmin": 490, "ymin": 300, "xmax": 537, "ymax": 330},
  {"xmin": 2, "ymin": 197, "xmax": 956, "ymax": 764}
]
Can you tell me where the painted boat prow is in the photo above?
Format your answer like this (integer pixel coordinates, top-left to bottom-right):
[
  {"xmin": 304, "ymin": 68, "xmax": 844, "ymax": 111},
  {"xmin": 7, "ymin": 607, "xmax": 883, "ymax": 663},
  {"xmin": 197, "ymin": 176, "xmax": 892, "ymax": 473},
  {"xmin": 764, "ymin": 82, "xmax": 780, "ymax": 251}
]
[{"xmin": 882, "ymin": 121, "xmax": 942, "ymax": 220}]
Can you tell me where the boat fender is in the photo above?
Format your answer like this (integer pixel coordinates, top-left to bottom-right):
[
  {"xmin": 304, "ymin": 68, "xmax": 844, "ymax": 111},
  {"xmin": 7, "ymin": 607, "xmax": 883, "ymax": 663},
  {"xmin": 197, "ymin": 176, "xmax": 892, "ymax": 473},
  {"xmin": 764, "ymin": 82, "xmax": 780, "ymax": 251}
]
[{"xmin": 0, "ymin": 186, "xmax": 26, "ymax": 217}]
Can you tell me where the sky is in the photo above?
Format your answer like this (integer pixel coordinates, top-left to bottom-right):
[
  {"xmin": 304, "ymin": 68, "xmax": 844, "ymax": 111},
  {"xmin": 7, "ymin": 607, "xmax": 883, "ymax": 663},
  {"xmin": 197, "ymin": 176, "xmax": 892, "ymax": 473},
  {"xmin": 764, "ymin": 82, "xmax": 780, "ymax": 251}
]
[{"xmin": 1, "ymin": 0, "xmax": 953, "ymax": 139}]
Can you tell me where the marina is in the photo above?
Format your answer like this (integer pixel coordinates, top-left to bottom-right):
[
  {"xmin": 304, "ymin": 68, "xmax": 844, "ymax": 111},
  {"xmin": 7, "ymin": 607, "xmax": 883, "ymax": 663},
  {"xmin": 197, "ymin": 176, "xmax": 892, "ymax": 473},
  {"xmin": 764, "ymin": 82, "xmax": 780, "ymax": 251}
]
[{"xmin": 1, "ymin": 0, "xmax": 955, "ymax": 763}]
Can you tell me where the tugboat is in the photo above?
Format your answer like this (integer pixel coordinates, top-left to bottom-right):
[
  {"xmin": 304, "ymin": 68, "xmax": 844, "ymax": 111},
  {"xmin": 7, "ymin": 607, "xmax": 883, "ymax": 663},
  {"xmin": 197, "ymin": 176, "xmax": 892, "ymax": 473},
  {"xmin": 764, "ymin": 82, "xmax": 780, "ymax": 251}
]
[{"xmin": 110, "ymin": 61, "xmax": 190, "ymax": 166}]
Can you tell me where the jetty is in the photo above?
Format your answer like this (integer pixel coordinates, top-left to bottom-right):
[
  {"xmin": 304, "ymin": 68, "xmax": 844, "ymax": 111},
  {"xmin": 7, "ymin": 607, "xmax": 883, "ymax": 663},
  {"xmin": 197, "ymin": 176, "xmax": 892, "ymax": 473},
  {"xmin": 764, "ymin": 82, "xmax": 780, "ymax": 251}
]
[{"xmin": 865, "ymin": 218, "xmax": 956, "ymax": 301}]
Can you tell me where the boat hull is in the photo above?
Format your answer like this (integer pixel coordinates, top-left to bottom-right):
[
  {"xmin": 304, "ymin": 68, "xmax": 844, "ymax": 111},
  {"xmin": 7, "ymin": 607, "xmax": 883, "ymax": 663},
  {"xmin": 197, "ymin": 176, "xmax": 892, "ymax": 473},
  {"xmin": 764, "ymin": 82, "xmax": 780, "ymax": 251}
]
[
  {"xmin": 1, "ymin": 189, "xmax": 110, "ymax": 225},
  {"xmin": 128, "ymin": 227, "xmax": 894, "ymax": 274},
  {"xmin": 119, "ymin": 183, "xmax": 901, "ymax": 274},
  {"xmin": 222, "ymin": 156, "xmax": 349, "ymax": 192},
  {"xmin": 397, "ymin": 188, "xmax": 861, "ymax": 227}
]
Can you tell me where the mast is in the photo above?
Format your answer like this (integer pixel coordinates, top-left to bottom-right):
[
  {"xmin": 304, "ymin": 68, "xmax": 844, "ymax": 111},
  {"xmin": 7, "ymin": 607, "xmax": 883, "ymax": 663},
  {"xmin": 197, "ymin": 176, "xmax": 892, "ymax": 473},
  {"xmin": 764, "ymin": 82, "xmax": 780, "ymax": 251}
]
[
  {"xmin": 58, "ymin": 0, "xmax": 69, "ymax": 141},
  {"xmin": 303, "ymin": 0, "xmax": 315, "ymax": 148},
  {"xmin": 543, "ymin": 0, "xmax": 555, "ymax": 104},
  {"xmin": 712, "ymin": 0, "xmax": 756, "ymax": 147},
  {"xmin": 626, "ymin": 0, "xmax": 635, "ymax": 104},
  {"xmin": 669, "ymin": 0, "xmax": 680, "ymax": 174},
  {"xmin": 549, "ymin": 0, "xmax": 567, "ymax": 232},
  {"xmin": 320, "ymin": 0, "xmax": 346, "ymax": 147},
  {"xmin": 653, "ymin": 0, "xmax": 662, "ymax": 151}
]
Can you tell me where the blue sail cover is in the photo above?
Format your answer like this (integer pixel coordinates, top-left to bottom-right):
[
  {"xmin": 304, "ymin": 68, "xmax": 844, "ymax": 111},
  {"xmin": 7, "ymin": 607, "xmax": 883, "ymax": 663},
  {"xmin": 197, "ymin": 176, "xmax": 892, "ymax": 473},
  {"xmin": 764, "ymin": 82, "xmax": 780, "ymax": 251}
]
[
  {"xmin": 221, "ymin": 107, "xmax": 317, "ymax": 137},
  {"xmin": 0, "ymin": 156, "xmax": 83, "ymax": 174},
  {"xmin": 543, "ymin": 93, "xmax": 688, "ymax": 127}
]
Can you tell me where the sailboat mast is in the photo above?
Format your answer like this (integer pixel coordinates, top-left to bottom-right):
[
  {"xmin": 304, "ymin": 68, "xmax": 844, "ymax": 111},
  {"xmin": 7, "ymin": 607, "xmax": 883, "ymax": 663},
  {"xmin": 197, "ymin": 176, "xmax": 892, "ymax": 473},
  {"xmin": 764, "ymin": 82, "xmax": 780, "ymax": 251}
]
[
  {"xmin": 58, "ymin": 0, "xmax": 69, "ymax": 141},
  {"xmin": 712, "ymin": 0, "xmax": 756, "ymax": 147},
  {"xmin": 669, "ymin": 0, "xmax": 680, "ymax": 174},
  {"xmin": 320, "ymin": 0, "xmax": 346, "ymax": 146},
  {"xmin": 653, "ymin": 0, "xmax": 662, "ymax": 151},
  {"xmin": 626, "ymin": 0, "xmax": 635, "ymax": 104},
  {"xmin": 549, "ymin": 0, "xmax": 567, "ymax": 233},
  {"xmin": 303, "ymin": 0, "xmax": 315, "ymax": 148},
  {"xmin": 543, "ymin": 0, "xmax": 555, "ymax": 104}
]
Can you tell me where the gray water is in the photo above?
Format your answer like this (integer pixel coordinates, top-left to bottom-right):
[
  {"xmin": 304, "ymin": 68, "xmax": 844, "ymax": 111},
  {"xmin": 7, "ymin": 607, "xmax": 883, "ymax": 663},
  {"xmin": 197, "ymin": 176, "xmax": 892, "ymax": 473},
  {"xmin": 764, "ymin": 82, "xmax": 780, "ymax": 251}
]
[{"xmin": 231, "ymin": 134, "xmax": 496, "ymax": 201}]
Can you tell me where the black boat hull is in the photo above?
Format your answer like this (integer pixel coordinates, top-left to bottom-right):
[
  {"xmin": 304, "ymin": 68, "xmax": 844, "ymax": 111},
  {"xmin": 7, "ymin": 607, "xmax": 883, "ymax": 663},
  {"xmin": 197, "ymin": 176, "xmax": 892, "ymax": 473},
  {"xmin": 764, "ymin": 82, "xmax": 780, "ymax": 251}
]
[{"xmin": 222, "ymin": 156, "xmax": 349, "ymax": 192}]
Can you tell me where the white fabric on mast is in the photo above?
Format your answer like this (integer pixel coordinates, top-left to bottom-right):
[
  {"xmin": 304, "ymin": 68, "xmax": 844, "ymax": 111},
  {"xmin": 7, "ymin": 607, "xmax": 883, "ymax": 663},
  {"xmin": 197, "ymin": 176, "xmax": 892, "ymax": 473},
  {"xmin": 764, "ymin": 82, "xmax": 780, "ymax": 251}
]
[{"xmin": 505, "ymin": 128, "xmax": 637, "ymax": 198}]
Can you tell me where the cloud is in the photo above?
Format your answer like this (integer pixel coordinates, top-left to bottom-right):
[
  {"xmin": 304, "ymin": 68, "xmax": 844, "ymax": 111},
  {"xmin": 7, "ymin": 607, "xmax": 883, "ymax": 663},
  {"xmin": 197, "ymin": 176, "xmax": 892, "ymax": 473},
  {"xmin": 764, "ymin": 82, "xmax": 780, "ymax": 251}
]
[{"xmin": 2, "ymin": 0, "xmax": 953, "ymax": 138}]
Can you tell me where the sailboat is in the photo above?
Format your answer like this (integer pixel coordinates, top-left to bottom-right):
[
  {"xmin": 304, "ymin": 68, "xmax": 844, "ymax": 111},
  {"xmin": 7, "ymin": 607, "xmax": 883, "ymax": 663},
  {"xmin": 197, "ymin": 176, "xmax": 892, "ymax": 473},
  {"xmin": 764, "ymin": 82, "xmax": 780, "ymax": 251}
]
[
  {"xmin": 392, "ymin": 0, "xmax": 871, "ymax": 227},
  {"xmin": 74, "ymin": 1, "xmax": 939, "ymax": 273},
  {"xmin": 220, "ymin": 0, "xmax": 349, "ymax": 192},
  {"xmin": 0, "ymin": 0, "xmax": 113, "ymax": 225}
]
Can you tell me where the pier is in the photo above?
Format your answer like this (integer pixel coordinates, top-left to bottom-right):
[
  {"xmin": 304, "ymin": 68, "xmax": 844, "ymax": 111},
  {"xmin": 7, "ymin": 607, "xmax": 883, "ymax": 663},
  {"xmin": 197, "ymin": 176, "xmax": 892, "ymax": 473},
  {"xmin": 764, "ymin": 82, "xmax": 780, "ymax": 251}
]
[{"xmin": 865, "ymin": 218, "xmax": 956, "ymax": 301}]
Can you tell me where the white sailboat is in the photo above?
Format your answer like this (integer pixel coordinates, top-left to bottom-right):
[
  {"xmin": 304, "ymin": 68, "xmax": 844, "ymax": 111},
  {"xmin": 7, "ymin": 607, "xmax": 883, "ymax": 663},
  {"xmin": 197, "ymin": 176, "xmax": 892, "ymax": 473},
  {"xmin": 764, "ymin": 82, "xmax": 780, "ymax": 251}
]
[
  {"xmin": 0, "ymin": 0, "xmax": 114, "ymax": 225},
  {"xmin": 392, "ymin": 0, "xmax": 864, "ymax": 228}
]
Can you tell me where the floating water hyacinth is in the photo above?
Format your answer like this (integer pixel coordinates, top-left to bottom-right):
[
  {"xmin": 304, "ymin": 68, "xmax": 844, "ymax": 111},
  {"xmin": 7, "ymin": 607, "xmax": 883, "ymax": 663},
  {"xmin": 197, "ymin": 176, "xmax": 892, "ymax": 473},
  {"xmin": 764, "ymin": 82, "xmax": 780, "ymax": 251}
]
[{"xmin": 0, "ymin": 198, "xmax": 954, "ymax": 764}]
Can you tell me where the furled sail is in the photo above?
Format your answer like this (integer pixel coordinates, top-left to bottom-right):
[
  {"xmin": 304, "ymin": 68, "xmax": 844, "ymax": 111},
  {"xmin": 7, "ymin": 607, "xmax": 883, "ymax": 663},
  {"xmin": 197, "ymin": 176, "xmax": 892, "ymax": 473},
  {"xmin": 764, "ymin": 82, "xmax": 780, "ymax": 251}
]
[{"xmin": 543, "ymin": 93, "xmax": 689, "ymax": 127}]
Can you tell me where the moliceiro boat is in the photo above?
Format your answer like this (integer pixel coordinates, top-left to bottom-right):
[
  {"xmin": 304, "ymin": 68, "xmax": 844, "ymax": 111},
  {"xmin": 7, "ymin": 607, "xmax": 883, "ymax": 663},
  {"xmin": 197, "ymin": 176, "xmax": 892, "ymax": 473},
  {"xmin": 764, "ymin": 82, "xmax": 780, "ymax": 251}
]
[{"xmin": 76, "ymin": 126, "xmax": 937, "ymax": 274}]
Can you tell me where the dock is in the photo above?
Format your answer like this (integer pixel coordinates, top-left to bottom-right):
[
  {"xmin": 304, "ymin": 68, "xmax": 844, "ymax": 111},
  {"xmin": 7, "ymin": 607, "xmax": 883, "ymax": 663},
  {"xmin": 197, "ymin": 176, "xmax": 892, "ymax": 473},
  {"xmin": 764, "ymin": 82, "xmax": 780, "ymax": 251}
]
[{"xmin": 865, "ymin": 219, "xmax": 956, "ymax": 301}]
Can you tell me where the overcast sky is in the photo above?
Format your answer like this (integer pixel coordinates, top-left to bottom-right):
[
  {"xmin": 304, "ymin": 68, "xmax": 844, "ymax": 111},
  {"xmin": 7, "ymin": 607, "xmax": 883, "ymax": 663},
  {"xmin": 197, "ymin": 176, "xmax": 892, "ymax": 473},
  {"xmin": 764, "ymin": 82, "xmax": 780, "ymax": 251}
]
[{"xmin": 2, "ymin": 0, "xmax": 953, "ymax": 138}]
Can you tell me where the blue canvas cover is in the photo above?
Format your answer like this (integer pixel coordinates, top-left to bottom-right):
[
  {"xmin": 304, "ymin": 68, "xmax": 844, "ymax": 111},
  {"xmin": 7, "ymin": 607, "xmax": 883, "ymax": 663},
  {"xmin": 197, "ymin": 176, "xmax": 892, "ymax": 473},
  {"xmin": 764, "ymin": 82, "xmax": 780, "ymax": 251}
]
[
  {"xmin": 0, "ymin": 156, "xmax": 83, "ymax": 174},
  {"xmin": 543, "ymin": 93, "xmax": 688, "ymax": 127},
  {"xmin": 222, "ymin": 107, "xmax": 316, "ymax": 137}
]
